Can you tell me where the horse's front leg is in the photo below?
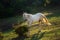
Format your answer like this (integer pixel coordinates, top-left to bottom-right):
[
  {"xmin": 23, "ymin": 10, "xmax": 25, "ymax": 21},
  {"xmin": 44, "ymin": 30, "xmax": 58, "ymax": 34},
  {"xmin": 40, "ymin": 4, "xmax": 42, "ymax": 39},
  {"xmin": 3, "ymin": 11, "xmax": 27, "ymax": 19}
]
[
  {"xmin": 27, "ymin": 21, "xmax": 32, "ymax": 37},
  {"xmin": 27, "ymin": 21, "xmax": 32, "ymax": 27}
]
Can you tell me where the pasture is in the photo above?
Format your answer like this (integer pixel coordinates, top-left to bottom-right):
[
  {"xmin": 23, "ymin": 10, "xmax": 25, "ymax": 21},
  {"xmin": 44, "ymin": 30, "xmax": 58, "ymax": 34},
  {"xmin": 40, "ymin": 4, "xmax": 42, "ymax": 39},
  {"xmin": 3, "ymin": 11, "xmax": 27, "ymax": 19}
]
[{"xmin": 0, "ymin": 6, "xmax": 60, "ymax": 40}]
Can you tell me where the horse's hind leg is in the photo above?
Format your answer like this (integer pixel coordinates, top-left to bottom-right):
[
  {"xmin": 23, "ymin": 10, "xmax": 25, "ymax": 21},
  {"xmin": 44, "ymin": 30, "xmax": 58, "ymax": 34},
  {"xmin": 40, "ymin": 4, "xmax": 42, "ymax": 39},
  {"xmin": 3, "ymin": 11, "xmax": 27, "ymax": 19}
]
[
  {"xmin": 39, "ymin": 20, "xmax": 42, "ymax": 26},
  {"xmin": 39, "ymin": 21, "xmax": 41, "ymax": 25},
  {"xmin": 38, "ymin": 20, "xmax": 43, "ymax": 31}
]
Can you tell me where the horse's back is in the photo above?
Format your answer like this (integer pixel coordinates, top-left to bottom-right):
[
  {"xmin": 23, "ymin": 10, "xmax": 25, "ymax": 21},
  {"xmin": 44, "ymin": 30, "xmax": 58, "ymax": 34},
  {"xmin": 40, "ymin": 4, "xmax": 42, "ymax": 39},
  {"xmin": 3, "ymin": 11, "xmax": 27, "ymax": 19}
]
[{"xmin": 31, "ymin": 13, "xmax": 42, "ymax": 21}]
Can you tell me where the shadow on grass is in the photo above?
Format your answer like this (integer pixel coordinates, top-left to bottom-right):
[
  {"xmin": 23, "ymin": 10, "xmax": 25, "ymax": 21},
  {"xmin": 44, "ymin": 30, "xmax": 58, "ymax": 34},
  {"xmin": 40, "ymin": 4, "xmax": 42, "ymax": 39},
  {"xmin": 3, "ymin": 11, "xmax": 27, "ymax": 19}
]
[
  {"xmin": 31, "ymin": 31, "xmax": 45, "ymax": 40},
  {"xmin": 12, "ymin": 25, "xmax": 29, "ymax": 40}
]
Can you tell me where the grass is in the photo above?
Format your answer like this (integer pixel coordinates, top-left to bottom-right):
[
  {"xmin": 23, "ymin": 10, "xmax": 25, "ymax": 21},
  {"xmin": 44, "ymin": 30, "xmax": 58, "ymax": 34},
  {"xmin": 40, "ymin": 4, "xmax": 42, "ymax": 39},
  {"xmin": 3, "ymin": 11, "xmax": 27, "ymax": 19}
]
[{"xmin": 0, "ymin": 6, "xmax": 60, "ymax": 40}]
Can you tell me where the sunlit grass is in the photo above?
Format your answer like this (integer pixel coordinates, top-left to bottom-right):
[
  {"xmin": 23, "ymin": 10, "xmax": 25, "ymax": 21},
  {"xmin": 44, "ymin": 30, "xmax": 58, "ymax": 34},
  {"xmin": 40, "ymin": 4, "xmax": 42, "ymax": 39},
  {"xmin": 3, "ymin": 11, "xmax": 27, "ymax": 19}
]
[
  {"xmin": 1, "ymin": 7, "xmax": 60, "ymax": 40},
  {"xmin": 24, "ymin": 14, "xmax": 60, "ymax": 40},
  {"xmin": 1, "ymin": 15, "xmax": 60, "ymax": 40},
  {"xmin": 2, "ymin": 30, "xmax": 18, "ymax": 40},
  {"xmin": 1, "ymin": 14, "xmax": 60, "ymax": 40}
]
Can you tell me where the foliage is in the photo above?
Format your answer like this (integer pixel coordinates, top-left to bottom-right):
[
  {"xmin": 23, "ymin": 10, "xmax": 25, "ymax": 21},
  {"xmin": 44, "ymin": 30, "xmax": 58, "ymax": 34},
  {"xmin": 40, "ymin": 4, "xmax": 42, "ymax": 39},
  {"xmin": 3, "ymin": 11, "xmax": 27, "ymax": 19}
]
[{"xmin": 0, "ymin": 0, "xmax": 60, "ymax": 18}]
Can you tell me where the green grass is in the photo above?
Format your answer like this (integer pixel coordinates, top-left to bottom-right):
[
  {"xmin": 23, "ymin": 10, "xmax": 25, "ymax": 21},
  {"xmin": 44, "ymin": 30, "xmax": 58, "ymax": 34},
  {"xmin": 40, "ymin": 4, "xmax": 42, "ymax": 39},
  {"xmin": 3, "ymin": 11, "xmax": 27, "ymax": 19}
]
[
  {"xmin": 22, "ymin": 6, "xmax": 60, "ymax": 40},
  {"xmin": 0, "ymin": 6, "xmax": 60, "ymax": 40}
]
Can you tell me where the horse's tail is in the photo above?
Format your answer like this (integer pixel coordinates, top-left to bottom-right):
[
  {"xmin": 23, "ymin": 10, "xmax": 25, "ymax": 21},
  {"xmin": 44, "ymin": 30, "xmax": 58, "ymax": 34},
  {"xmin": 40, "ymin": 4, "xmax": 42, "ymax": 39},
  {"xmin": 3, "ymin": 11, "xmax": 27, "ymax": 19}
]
[{"xmin": 41, "ymin": 14, "xmax": 51, "ymax": 25}]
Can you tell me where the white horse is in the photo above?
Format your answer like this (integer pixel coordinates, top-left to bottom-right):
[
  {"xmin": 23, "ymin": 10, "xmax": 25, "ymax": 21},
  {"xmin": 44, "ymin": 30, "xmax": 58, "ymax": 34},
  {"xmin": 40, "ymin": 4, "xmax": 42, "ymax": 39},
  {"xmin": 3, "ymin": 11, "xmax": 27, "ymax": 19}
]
[{"xmin": 23, "ymin": 12, "xmax": 51, "ymax": 26}]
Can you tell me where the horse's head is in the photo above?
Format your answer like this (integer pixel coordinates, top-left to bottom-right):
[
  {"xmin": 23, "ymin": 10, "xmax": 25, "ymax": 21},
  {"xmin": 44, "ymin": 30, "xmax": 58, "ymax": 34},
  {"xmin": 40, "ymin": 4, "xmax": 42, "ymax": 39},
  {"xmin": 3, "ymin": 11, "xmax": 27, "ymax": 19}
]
[{"xmin": 23, "ymin": 12, "xmax": 31, "ymax": 21}]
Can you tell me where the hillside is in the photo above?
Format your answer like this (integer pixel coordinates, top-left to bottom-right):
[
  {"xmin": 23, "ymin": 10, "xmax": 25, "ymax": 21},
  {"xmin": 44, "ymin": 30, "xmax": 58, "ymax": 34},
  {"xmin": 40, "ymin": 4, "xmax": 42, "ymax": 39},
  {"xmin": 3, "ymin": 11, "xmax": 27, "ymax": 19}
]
[{"xmin": 0, "ymin": 6, "xmax": 60, "ymax": 40}]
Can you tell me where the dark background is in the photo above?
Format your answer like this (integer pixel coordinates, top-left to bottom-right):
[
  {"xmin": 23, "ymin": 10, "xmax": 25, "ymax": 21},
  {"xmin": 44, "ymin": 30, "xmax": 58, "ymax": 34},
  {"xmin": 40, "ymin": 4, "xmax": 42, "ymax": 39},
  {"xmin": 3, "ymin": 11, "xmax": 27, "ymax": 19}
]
[{"xmin": 0, "ymin": 0, "xmax": 60, "ymax": 18}]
